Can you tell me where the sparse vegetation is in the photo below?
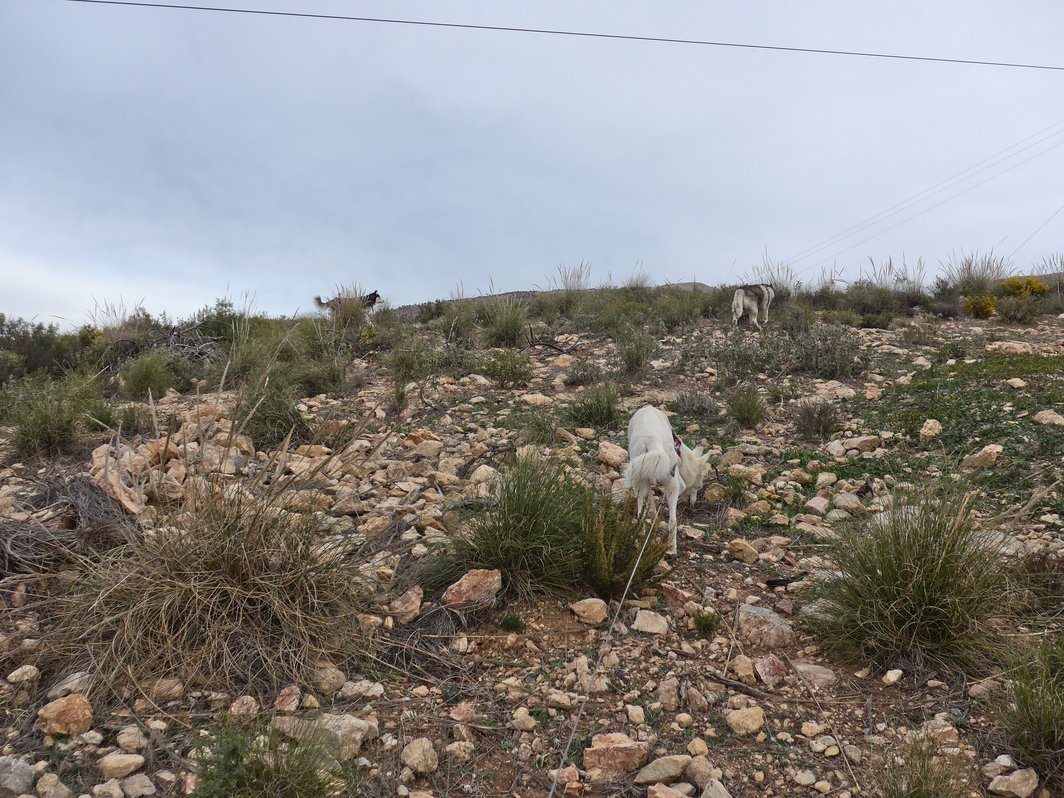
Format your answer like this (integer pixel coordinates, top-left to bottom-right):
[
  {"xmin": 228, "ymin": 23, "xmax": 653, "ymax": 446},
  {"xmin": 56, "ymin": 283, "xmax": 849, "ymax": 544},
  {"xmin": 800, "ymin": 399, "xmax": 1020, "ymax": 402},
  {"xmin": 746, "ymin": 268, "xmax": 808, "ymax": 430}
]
[
  {"xmin": 727, "ymin": 385, "xmax": 767, "ymax": 428},
  {"xmin": 814, "ymin": 486, "xmax": 1014, "ymax": 672},
  {"xmin": 871, "ymin": 735, "xmax": 975, "ymax": 798},
  {"xmin": 963, "ymin": 295, "xmax": 996, "ymax": 319},
  {"xmin": 996, "ymin": 295, "xmax": 1042, "ymax": 325},
  {"xmin": 193, "ymin": 727, "xmax": 344, "ymax": 798},
  {"xmin": 794, "ymin": 398, "xmax": 839, "ymax": 441},
  {"xmin": 995, "ymin": 638, "xmax": 1064, "ymax": 786},
  {"xmin": 237, "ymin": 376, "xmax": 308, "ymax": 449},
  {"xmin": 480, "ymin": 295, "xmax": 528, "ymax": 347},
  {"xmin": 39, "ymin": 488, "xmax": 373, "ymax": 695},
  {"xmin": 481, "ymin": 350, "xmax": 533, "ymax": 388},
  {"xmin": 581, "ymin": 492, "xmax": 666, "ymax": 599},
  {"xmin": 619, "ymin": 330, "xmax": 657, "ymax": 374},
  {"xmin": 565, "ymin": 382, "xmax": 621, "ymax": 429}
]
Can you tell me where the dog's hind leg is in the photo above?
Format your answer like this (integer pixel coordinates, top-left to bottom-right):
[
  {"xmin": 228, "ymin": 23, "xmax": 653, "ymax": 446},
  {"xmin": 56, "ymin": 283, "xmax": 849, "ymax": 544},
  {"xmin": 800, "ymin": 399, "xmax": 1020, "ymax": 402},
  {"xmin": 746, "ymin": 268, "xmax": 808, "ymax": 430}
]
[{"xmin": 665, "ymin": 478, "xmax": 681, "ymax": 554}]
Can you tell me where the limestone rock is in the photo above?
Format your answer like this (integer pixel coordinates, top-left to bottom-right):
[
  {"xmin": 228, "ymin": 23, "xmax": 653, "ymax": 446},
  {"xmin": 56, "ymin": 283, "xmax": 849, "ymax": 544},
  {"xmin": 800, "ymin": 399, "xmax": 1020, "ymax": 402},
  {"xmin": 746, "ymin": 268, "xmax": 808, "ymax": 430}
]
[
  {"xmin": 634, "ymin": 755, "xmax": 692, "ymax": 785},
  {"xmin": 0, "ymin": 756, "xmax": 34, "ymax": 798},
  {"xmin": 401, "ymin": 738, "xmax": 438, "ymax": 775},
  {"xmin": 727, "ymin": 539, "xmax": 758, "ymax": 564},
  {"xmin": 633, "ymin": 610, "xmax": 669, "ymax": 635},
  {"xmin": 988, "ymin": 768, "xmax": 1038, "ymax": 798},
  {"xmin": 582, "ymin": 733, "xmax": 649, "ymax": 777},
  {"xmin": 1034, "ymin": 410, "xmax": 1064, "ymax": 427},
  {"xmin": 725, "ymin": 706, "xmax": 765, "ymax": 735},
  {"xmin": 962, "ymin": 444, "xmax": 1003, "ymax": 469},
  {"xmin": 37, "ymin": 693, "xmax": 92, "ymax": 736},
  {"xmin": 919, "ymin": 419, "xmax": 942, "ymax": 444},
  {"xmin": 271, "ymin": 713, "xmax": 378, "ymax": 762},
  {"xmin": 598, "ymin": 441, "xmax": 629, "ymax": 468},
  {"xmin": 442, "ymin": 569, "xmax": 503, "ymax": 607},
  {"xmin": 35, "ymin": 772, "xmax": 73, "ymax": 798},
  {"xmin": 736, "ymin": 604, "xmax": 795, "ymax": 649},
  {"xmin": 569, "ymin": 598, "xmax": 608, "ymax": 625},
  {"xmin": 98, "ymin": 753, "xmax": 144, "ymax": 780}
]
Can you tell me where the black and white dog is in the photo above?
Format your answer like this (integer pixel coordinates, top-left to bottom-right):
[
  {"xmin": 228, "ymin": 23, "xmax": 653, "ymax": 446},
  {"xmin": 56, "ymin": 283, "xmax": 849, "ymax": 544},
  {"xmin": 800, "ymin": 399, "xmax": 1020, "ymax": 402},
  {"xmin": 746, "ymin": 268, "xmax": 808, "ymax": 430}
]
[{"xmin": 731, "ymin": 284, "xmax": 775, "ymax": 330}]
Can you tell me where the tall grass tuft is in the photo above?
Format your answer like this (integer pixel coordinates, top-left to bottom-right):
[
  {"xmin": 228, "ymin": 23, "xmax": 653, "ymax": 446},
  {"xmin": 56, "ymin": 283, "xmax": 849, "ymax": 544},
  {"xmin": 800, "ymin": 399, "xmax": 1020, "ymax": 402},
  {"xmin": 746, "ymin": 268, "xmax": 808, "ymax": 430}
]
[
  {"xmin": 794, "ymin": 398, "xmax": 839, "ymax": 441},
  {"xmin": 995, "ymin": 637, "xmax": 1064, "ymax": 786},
  {"xmin": 619, "ymin": 330, "xmax": 657, "ymax": 374},
  {"xmin": 193, "ymin": 726, "xmax": 344, "ymax": 798},
  {"xmin": 481, "ymin": 350, "xmax": 533, "ymax": 388},
  {"xmin": 237, "ymin": 375, "xmax": 308, "ymax": 450},
  {"xmin": 39, "ymin": 489, "xmax": 373, "ymax": 695},
  {"xmin": 480, "ymin": 295, "xmax": 528, "ymax": 347},
  {"xmin": 417, "ymin": 457, "xmax": 589, "ymax": 598},
  {"xmin": 727, "ymin": 385, "xmax": 766, "ymax": 428},
  {"xmin": 581, "ymin": 493, "xmax": 666, "ymax": 599},
  {"xmin": 871, "ymin": 736, "xmax": 975, "ymax": 798},
  {"xmin": 813, "ymin": 486, "xmax": 1013, "ymax": 673},
  {"xmin": 566, "ymin": 383, "xmax": 621, "ymax": 429},
  {"xmin": 120, "ymin": 351, "xmax": 191, "ymax": 400}
]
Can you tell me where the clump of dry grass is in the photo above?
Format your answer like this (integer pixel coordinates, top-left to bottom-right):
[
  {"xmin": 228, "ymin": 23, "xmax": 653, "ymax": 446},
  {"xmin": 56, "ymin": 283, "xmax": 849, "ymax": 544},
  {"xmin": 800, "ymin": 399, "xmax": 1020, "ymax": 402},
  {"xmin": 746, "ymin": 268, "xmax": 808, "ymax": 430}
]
[
  {"xmin": 871, "ymin": 735, "xmax": 976, "ymax": 798},
  {"xmin": 37, "ymin": 487, "xmax": 374, "ymax": 697}
]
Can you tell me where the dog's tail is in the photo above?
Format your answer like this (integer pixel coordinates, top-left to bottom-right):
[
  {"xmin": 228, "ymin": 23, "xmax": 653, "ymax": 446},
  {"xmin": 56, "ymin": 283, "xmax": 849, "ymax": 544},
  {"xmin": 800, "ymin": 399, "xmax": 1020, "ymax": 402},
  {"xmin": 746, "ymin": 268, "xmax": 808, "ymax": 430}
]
[
  {"xmin": 313, "ymin": 295, "xmax": 331, "ymax": 309},
  {"xmin": 624, "ymin": 450, "xmax": 679, "ymax": 492},
  {"xmin": 731, "ymin": 289, "xmax": 744, "ymax": 326}
]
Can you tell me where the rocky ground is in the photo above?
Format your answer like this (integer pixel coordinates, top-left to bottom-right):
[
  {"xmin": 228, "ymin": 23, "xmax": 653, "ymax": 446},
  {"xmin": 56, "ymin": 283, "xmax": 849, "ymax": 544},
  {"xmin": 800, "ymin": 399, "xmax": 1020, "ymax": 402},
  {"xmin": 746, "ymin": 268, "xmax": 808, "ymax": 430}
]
[{"xmin": 2, "ymin": 310, "xmax": 1063, "ymax": 798}]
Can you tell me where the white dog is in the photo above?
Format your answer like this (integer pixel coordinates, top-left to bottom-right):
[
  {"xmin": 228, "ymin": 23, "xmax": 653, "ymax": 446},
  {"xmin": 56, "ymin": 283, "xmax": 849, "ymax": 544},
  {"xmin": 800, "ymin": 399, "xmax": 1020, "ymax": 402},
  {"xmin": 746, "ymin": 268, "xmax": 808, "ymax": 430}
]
[
  {"xmin": 624, "ymin": 405, "xmax": 711, "ymax": 554},
  {"xmin": 731, "ymin": 283, "xmax": 775, "ymax": 330}
]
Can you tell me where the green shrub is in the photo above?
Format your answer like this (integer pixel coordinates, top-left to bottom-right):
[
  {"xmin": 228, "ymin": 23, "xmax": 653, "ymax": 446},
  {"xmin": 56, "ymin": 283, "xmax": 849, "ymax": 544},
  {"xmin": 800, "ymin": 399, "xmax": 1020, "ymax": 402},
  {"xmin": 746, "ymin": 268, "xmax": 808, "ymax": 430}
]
[
  {"xmin": 692, "ymin": 607, "xmax": 722, "ymax": 638},
  {"xmin": 238, "ymin": 377, "xmax": 308, "ymax": 449},
  {"xmin": 937, "ymin": 339, "xmax": 969, "ymax": 360},
  {"xmin": 669, "ymin": 392, "xmax": 718, "ymax": 421},
  {"xmin": 995, "ymin": 637, "xmax": 1064, "ymax": 785},
  {"xmin": 653, "ymin": 289, "xmax": 711, "ymax": 331},
  {"xmin": 813, "ymin": 486, "xmax": 1013, "ymax": 672},
  {"xmin": 120, "ymin": 352, "xmax": 191, "ymax": 400},
  {"xmin": 439, "ymin": 300, "xmax": 477, "ymax": 345},
  {"xmin": 786, "ymin": 325, "xmax": 865, "ymax": 379},
  {"xmin": 942, "ymin": 250, "xmax": 1011, "ymax": 298},
  {"xmin": 40, "ymin": 489, "xmax": 372, "ymax": 694},
  {"xmin": 565, "ymin": 383, "xmax": 621, "ymax": 429},
  {"xmin": 819, "ymin": 309, "xmax": 863, "ymax": 327},
  {"xmin": 581, "ymin": 493, "xmax": 666, "ymax": 599},
  {"xmin": 416, "ymin": 300, "xmax": 446, "ymax": 323},
  {"xmin": 727, "ymin": 385, "xmax": 766, "ymax": 428},
  {"xmin": 10, "ymin": 385, "xmax": 84, "ymax": 456},
  {"xmin": 619, "ymin": 330, "xmax": 657, "ymax": 374},
  {"xmin": 927, "ymin": 299, "xmax": 959, "ymax": 319},
  {"xmin": 794, "ymin": 398, "xmax": 839, "ymax": 441},
  {"xmin": 871, "ymin": 735, "xmax": 975, "ymax": 798},
  {"xmin": 193, "ymin": 727, "xmax": 343, "ymax": 798},
  {"xmin": 480, "ymin": 296, "xmax": 528, "ymax": 347},
  {"xmin": 417, "ymin": 457, "xmax": 590, "ymax": 598},
  {"xmin": 498, "ymin": 612, "xmax": 526, "ymax": 633},
  {"xmin": 999, "ymin": 276, "xmax": 1050, "ymax": 298},
  {"xmin": 996, "ymin": 296, "xmax": 1042, "ymax": 325},
  {"xmin": 388, "ymin": 337, "xmax": 440, "ymax": 382},
  {"xmin": 710, "ymin": 333, "xmax": 782, "ymax": 386},
  {"xmin": 962, "ymin": 294, "xmax": 996, "ymax": 319},
  {"xmin": 502, "ymin": 407, "xmax": 559, "ymax": 446},
  {"xmin": 481, "ymin": 350, "xmax": 533, "ymax": 388},
  {"xmin": 563, "ymin": 360, "xmax": 604, "ymax": 387},
  {"xmin": 775, "ymin": 303, "xmax": 816, "ymax": 337}
]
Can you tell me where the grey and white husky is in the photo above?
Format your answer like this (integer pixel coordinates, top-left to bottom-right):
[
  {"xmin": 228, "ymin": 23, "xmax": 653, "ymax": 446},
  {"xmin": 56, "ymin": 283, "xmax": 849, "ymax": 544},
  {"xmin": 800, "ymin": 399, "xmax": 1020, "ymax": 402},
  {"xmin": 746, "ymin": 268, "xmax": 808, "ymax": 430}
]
[{"xmin": 731, "ymin": 283, "xmax": 775, "ymax": 330}]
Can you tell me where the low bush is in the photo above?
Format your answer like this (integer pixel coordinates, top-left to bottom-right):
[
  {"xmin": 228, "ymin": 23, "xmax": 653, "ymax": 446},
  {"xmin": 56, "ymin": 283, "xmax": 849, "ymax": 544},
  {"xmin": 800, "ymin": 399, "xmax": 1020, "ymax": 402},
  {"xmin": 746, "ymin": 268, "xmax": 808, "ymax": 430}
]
[
  {"xmin": 871, "ymin": 735, "xmax": 975, "ymax": 798},
  {"xmin": 504, "ymin": 408, "xmax": 558, "ymax": 445},
  {"xmin": 996, "ymin": 296, "xmax": 1043, "ymax": 325},
  {"xmin": 669, "ymin": 391, "xmax": 718, "ymax": 420},
  {"xmin": 962, "ymin": 295, "xmax": 996, "ymax": 319},
  {"xmin": 652, "ymin": 288, "xmax": 711, "ymax": 331},
  {"xmin": 819, "ymin": 309, "xmax": 864, "ymax": 327},
  {"xmin": 480, "ymin": 296, "xmax": 528, "ymax": 347},
  {"xmin": 481, "ymin": 350, "xmax": 533, "ymax": 388},
  {"xmin": 7, "ymin": 373, "xmax": 106, "ymax": 456},
  {"xmin": 563, "ymin": 360, "xmax": 604, "ymax": 387},
  {"xmin": 995, "ymin": 637, "xmax": 1064, "ymax": 786},
  {"xmin": 565, "ymin": 383, "xmax": 621, "ymax": 429},
  {"xmin": 581, "ymin": 493, "xmax": 666, "ymax": 600},
  {"xmin": 439, "ymin": 300, "xmax": 477, "ymax": 345},
  {"xmin": 120, "ymin": 351, "xmax": 192, "ymax": 400},
  {"xmin": 619, "ymin": 330, "xmax": 657, "ymax": 374},
  {"xmin": 40, "ymin": 489, "xmax": 372, "ymax": 695},
  {"xmin": 813, "ymin": 486, "xmax": 1013, "ymax": 672},
  {"xmin": 942, "ymin": 250, "xmax": 1012, "ymax": 298},
  {"xmin": 692, "ymin": 607, "xmax": 722, "ymax": 638},
  {"xmin": 794, "ymin": 398, "xmax": 839, "ymax": 441},
  {"xmin": 727, "ymin": 385, "xmax": 766, "ymax": 428},
  {"xmin": 787, "ymin": 324, "xmax": 865, "ymax": 378},
  {"xmin": 389, "ymin": 337, "xmax": 440, "ymax": 383},
  {"xmin": 417, "ymin": 457, "xmax": 590, "ymax": 597},
  {"xmin": 237, "ymin": 376, "xmax": 308, "ymax": 450},
  {"xmin": 193, "ymin": 726, "xmax": 343, "ymax": 798},
  {"xmin": 998, "ymin": 275, "xmax": 1050, "ymax": 298}
]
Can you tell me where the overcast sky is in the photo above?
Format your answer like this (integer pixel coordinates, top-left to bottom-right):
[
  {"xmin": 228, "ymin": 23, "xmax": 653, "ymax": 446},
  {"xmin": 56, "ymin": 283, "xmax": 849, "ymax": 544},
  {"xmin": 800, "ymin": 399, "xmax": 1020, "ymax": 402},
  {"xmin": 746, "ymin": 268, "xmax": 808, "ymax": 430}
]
[{"xmin": 2, "ymin": 1, "xmax": 1063, "ymax": 326}]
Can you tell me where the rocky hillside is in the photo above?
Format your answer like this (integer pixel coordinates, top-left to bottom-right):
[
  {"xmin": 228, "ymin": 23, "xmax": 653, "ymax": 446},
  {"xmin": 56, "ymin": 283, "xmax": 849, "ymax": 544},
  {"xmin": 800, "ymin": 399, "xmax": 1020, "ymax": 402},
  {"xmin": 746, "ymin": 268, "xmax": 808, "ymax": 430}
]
[{"xmin": 2, "ymin": 289, "xmax": 1063, "ymax": 798}]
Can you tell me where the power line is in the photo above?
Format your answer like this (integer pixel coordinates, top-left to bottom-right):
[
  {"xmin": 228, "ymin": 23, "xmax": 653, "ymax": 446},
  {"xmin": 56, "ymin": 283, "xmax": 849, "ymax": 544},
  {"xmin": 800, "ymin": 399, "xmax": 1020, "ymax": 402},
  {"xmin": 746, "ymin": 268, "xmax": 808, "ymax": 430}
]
[
  {"xmin": 785, "ymin": 118, "xmax": 1064, "ymax": 266},
  {"xmin": 59, "ymin": 0, "xmax": 1064, "ymax": 72},
  {"xmin": 805, "ymin": 136, "xmax": 1064, "ymax": 270},
  {"xmin": 1008, "ymin": 201, "xmax": 1064, "ymax": 260}
]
